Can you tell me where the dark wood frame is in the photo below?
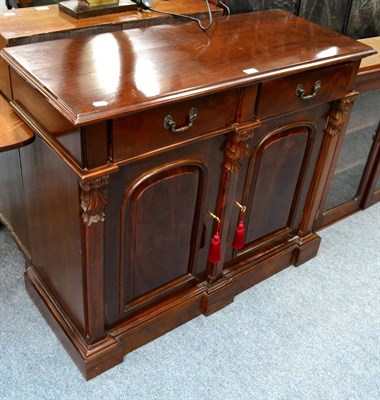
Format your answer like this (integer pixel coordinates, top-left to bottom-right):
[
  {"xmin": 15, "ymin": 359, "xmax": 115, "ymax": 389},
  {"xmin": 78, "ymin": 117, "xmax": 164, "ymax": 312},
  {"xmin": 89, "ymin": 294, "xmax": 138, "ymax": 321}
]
[
  {"xmin": 0, "ymin": 10, "xmax": 375, "ymax": 380},
  {"xmin": 314, "ymin": 37, "xmax": 380, "ymax": 229}
]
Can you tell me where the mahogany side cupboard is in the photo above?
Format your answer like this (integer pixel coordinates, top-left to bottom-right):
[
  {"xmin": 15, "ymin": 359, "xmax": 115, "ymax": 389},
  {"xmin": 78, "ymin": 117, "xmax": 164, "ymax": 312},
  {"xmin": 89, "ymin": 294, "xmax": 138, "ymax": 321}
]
[{"xmin": 0, "ymin": 11, "xmax": 375, "ymax": 379}]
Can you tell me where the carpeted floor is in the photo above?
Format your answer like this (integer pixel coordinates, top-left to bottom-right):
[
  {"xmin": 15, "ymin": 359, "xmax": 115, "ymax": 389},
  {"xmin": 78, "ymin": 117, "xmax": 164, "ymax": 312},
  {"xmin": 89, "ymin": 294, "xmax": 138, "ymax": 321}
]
[{"xmin": 0, "ymin": 203, "xmax": 379, "ymax": 400}]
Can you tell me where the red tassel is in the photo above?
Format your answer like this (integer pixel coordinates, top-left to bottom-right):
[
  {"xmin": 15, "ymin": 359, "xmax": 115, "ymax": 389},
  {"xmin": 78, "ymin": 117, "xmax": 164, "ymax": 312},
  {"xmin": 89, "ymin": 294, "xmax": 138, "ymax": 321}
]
[
  {"xmin": 208, "ymin": 221, "xmax": 221, "ymax": 263},
  {"xmin": 232, "ymin": 211, "xmax": 245, "ymax": 249}
]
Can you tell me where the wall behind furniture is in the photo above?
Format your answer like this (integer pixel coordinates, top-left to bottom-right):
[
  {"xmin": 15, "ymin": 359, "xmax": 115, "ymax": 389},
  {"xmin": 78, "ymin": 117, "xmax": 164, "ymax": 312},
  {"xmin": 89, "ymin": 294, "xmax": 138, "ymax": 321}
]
[
  {"xmin": 228, "ymin": 0, "xmax": 380, "ymax": 39},
  {"xmin": 3, "ymin": 1, "xmax": 379, "ymax": 38}
]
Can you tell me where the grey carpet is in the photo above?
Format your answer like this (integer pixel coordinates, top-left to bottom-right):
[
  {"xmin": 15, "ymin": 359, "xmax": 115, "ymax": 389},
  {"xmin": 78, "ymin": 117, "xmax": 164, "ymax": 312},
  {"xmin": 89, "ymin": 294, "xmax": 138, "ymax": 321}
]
[{"xmin": 0, "ymin": 203, "xmax": 379, "ymax": 400}]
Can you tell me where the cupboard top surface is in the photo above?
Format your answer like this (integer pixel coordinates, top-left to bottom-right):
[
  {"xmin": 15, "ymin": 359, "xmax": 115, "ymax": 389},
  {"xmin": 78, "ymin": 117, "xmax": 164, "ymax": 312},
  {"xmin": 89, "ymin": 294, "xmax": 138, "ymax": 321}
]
[{"xmin": 1, "ymin": 10, "xmax": 375, "ymax": 126}]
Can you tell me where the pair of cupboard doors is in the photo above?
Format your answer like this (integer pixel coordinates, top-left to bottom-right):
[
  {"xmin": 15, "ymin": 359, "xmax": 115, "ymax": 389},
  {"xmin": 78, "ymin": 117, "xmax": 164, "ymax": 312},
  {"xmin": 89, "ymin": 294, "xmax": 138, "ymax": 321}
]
[{"xmin": 104, "ymin": 64, "xmax": 353, "ymax": 327}]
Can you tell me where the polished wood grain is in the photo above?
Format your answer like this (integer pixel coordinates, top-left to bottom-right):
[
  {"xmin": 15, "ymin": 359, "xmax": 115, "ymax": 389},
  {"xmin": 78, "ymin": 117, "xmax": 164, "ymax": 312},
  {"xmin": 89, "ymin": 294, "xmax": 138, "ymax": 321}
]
[
  {"xmin": 0, "ymin": 11, "xmax": 375, "ymax": 379},
  {"xmin": 112, "ymin": 89, "xmax": 238, "ymax": 162},
  {"xmin": 0, "ymin": 94, "xmax": 34, "ymax": 152},
  {"xmin": 105, "ymin": 135, "xmax": 225, "ymax": 326},
  {"xmin": 19, "ymin": 135, "xmax": 87, "ymax": 334},
  {"xmin": 1, "ymin": 11, "xmax": 374, "ymax": 126},
  {"xmin": 0, "ymin": 0, "xmax": 221, "ymax": 49},
  {"xmin": 255, "ymin": 63, "xmax": 355, "ymax": 119},
  {"xmin": 120, "ymin": 162, "xmax": 205, "ymax": 315},
  {"xmin": 222, "ymin": 105, "xmax": 327, "ymax": 268}
]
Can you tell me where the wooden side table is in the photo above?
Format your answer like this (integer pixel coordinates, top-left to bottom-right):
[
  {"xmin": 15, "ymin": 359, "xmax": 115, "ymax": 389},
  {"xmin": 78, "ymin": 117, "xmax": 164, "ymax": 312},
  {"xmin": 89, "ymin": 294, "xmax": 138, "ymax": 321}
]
[
  {"xmin": 0, "ymin": 95, "xmax": 34, "ymax": 253},
  {"xmin": 0, "ymin": 0, "xmax": 222, "ymax": 49},
  {"xmin": 0, "ymin": 0, "xmax": 222, "ymax": 98},
  {"xmin": 0, "ymin": 95, "xmax": 34, "ymax": 152}
]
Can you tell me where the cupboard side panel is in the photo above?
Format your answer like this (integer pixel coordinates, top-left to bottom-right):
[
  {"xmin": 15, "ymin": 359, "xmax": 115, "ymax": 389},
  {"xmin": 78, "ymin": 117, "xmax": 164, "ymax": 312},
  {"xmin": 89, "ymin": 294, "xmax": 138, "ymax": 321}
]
[{"xmin": 20, "ymin": 136, "xmax": 86, "ymax": 334}]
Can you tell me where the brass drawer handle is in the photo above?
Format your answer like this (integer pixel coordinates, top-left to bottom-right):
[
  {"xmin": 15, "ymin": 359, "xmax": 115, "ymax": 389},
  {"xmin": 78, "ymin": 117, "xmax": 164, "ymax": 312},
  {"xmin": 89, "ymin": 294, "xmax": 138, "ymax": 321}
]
[
  {"xmin": 296, "ymin": 80, "xmax": 321, "ymax": 100},
  {"xmin": 164, "ymin": 107, "xmax": 198, "ymax": 133}
]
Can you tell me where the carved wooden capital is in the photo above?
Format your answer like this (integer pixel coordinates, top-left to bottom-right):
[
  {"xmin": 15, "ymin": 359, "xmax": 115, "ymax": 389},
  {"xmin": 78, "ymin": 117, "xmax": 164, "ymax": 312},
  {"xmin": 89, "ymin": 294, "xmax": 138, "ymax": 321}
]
[
  {"xmin": 223, "ymin": 129, "xmax": 255, "ymax": 172},
  {"xmin": 324, "ymin": 97, "xmax": 355, "ymax": 137},
  {"xmin": 80, "ymin": 176, "xmax": 109, "ymax": 226}
]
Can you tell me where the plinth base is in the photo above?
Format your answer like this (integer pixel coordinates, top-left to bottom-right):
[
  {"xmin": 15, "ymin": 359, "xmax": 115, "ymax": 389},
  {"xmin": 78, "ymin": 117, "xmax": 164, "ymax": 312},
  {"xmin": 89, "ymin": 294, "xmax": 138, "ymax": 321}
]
[{"xmin": 59, "ymin": 0, "xmax": 138, "ymax": 19}]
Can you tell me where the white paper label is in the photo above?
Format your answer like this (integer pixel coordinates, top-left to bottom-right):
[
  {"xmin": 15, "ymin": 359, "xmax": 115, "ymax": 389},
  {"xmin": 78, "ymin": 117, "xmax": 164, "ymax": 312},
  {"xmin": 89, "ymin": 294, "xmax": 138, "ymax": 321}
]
[
  {"xmin": 243, "ymin": 68, "xmax": 259, "ymax": 74},
  {"xmin": 93, "ymin": 101, "xmax": 109, "ymax": 107}
]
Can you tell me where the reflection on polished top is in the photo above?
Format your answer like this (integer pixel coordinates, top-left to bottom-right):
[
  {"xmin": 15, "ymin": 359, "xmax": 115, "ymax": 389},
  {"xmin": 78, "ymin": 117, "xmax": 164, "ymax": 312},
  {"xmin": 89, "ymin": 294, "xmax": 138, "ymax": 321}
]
[{"xmin": 0, "ymin": 10, "xmax": 375, "ymax": 125}]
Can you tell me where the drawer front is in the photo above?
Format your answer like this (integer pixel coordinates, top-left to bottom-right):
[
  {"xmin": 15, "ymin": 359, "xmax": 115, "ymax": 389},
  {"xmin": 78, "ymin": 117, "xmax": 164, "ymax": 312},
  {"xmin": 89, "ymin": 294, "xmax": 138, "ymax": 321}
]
[
  {"xmin": 255, "ymin": 63, "xmax": 355, "ymax": 119},
  {"xmin": 112, "ymin": 90, "xmax": 238, "ymax": 162}
]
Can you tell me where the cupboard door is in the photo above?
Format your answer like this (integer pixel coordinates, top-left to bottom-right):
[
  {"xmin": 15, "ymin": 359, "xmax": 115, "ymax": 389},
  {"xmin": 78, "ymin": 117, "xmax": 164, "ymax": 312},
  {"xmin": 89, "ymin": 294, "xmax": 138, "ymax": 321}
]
[
  {"xmin": 105, "ymin": 136, "xmax": 225, "ymax": 326},
  {"xmin": 314, "ymin": 89, "xmax": 380, "ymax": 228},
  {"xmin": 245, "ymin": 125, "xmax": 313, "ymax": 239},
  {"xmin": 119, "ymin": 162, "xmax": 205, "ymax": 315},
  {"xmin": 224, "ymin": 112, "xmax": 326, "ymax": 265},
  {"xmin": 325, "ymin": 90, "xmax": 380, "ymax": 210}
]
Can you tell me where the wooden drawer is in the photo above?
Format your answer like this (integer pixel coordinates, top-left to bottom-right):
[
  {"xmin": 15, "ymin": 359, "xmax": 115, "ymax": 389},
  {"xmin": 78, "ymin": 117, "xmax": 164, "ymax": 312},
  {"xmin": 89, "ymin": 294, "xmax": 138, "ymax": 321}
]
[
  {"xmin": 255, "ymin": 63, "xmax": 355, "ymax": 119},
  {"xmin": 111, "ymin": 90, "xmax": 238, "ymax": 162}
]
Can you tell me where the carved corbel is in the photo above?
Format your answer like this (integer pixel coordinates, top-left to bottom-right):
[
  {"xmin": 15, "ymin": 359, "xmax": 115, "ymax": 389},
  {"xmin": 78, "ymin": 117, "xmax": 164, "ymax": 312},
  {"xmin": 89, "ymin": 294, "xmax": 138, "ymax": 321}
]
[
  {"xmin": 223, "ymin": 128, "xmax": 255, "ymax": 172},
  {"xmin": 80, "ymin": 176, "xmax": 110, "ymax": 226},
  {"xmin": 324, "ymin": 95, "xmax": 357, "ymax": 137}
]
